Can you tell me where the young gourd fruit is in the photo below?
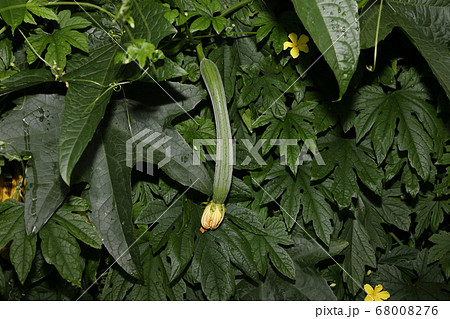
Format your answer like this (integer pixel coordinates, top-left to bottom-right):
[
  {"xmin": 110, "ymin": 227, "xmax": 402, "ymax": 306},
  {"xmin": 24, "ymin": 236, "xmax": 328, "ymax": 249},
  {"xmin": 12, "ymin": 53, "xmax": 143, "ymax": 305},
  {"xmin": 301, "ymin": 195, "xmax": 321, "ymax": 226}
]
[{"xmin": 199, "ymin": 57, "xmax": 233, "ymax": 231}]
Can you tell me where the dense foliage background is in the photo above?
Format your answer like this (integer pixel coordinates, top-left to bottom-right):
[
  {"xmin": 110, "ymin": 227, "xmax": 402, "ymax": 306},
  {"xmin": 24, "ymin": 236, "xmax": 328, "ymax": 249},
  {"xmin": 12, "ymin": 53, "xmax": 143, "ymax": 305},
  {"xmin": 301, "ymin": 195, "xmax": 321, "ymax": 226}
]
[{"xmin": 0, "ymin": 0, "xmax": 449, "ymax": 301}]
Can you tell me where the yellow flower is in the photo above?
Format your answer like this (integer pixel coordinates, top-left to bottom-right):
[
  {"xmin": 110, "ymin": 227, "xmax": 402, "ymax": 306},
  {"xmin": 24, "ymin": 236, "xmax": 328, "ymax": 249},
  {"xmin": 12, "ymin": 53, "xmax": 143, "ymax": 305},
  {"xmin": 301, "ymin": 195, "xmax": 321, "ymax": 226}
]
[
  {"xmin": 201, "ymin": 201, "xmax": 225, "ymax": 230},
  {"xmin": 364, "ymin": 284, "xmax": 390, "ymax": 301},
  {"xmin": 283, "ymin": 33, "xmax": 309, "ymax": 59}
]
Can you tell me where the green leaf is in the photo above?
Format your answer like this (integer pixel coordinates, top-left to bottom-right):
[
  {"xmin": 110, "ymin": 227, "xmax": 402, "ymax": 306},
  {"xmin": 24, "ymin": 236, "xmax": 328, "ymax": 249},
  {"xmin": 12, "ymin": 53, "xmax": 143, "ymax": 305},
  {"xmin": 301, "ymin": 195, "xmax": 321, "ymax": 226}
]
[
  {"xmin": 379, "ymin": 245, "xmax": 418, "ymax": 268},
  {"xmin": 131, "ymin": 0, "xmax": 177, "ymax": 47},
  {"xmin": 255, "ymin": 101, "xmax": 316, "ymax": 174},
  {"xmin": 192, "ymin": 233, "xmax": 234, "ymax": 300},
  {"xmin": 0, "ymin": 94, "xmax": 69, "ymax": 234},
  {"xmin": 253, "ymin": 11, "xmax": 299, "ymax": 54},
  {"xmin": 429, "ymin": 231, "xmax": 450, "ymax": 262},
  {"xmin": 116, "ymin": 39, "xmax": 156, "ymax": 68},
  {"xmin": 26, "ymin": 10, "xmax": 91, "ymax": 69},
  {"xmin": 0, "ymin": 0, "xmax": 27, "ymax": 32},
  {"xmin": 108, "ymin": 82, "xmax": 212, "ymax": 196},
  {"xmin": 190, "ymin": 16, "xmax": 212, "ymax": 33},
  {"xmin": 39, "ymin": 220, "xmax": 84, "ymax": 286},
  {"xmin": 313, "ymin": 103, "xmax": 338, "ymax": 133},
  {"xmin": 0, "ymin": 200, "xmax": 26, "ymax": 248},
  {"xmin": 209, "ymin": 21, "xmax": 264, "ymax": 102},
  {"xmin": 155, "ymin": 58, "xmax": 188, "ymax": 81},
  {"xmin": 414, "ymin": 193, "xmax": 448, "ymax": 237},
  {"xmin": 0, "ymin": 38, "xmax": 14, "ymax": 70},
  {"xmin": 297, "ymin": 170, "xmax": 334, "ymax": 245},
  {"xmin": 372, "ymin": 250, "xmax": 450, "ymax": 300},
  {"xmin": 0, "ymin": 69, "xmax": 54, "ymax": 96},
  {"xmin": 291, "ymin": 0, "xmax": 360, "ymax": 98},
  {"xmin": 194, "ymin": 0, "xmax": 222, "ymax": 16},
  {"xmin": 291, "ymin": 227, "xmax": 348, "ymax": 267},
  {"xmin": 10, "ymin": 229, "xmax": 37, "ymax": 285},
  {"xmin": 361, "ymin": 202, "xmax": 388, "ymax": 250},
  {"xmin": 84, "ymin": 247, "xmax": 100, "ymax": 284},
  {"xmin": 261, "ymin": 164, "xmax": 334, "ymax": 244},
  {"xmin": 59, "ymin": 33, "xmax": 121, "ymax": 185},
  {"xmin": 81, "ymin": 124, "xmax": 142, "ymax": 278},
  {"xmin": 237, "ymin": 227, "xmax": 342, "ymax": 300},
  {"xmin": 213, "ymin": 221, "xmax": 259, "ymax": 281},
  {"xmin": 166, "ymin": 199, "xmax": 198, "ymax": 281},
  {"xmin": 135, "ymin": 199, "xmax": 183, "ymax": 252},
  {"xmin": 100, "ymin": 266, "xmax": 134, "ymax": 301},
  {"xmin": 236, "ymin": 265, "xmax": 307, "ymax": 300},
  {"xmin": 211, "ymin": 16, "xmax": 227, "ymax": 34},
  {"xmin": 342, "ymin": 218, "xmax": 376, "ymax": 295},
  {"xmin": 53, "ymin": 209, "xmax": 102, "ymax": 249},
  {"xmin": 0, "ymin": 200, "xmax": 37, "ymax": 284},
  {"xmin": 176, "ymin": 115, "xmax": 215, "ymax": 161},
  {"xmin": 360, "ymin": 0, "xmax": 450, "ymax": 99},
  {"xmin": 360, "ymin": 188, "xmax": 412, "ymax": 232},
  {"xmin": 285, "ymin": 228, "xmax": 343, "ymax": 300},
  {"xmin": 125, "ymin": 248, "xmax": 169, "ymax": 300},
  {"xmin": 402, "ymin": 164, "xmax": 420, "ymax": 197},
  {"xmin": 226, "ymin": 204, "xmax": 266, "ymax": 235},
  {"xmin": 238, "ymin": 58, "xmax": 288, "ymax": 119},
  {"xmin": 429, "ymin": 231, "xmax": 450, "ymax": 278},
  {"xmin": 354, "ymin": 76, "xmax": 443, "ymax": 180},
  {"xmin": 167, "ymin": 219, "xmax": 195, "ymax": 281},
  {"xmin": 26, "ymin": 2, "xmax": 58, "ymax": 21},
  {"xmin": 58, "ymin": 10, "xmax": 91, "ymax": 29},
  {"xmin": 228, "ymin": 176, "xmax": 252, "ymax": 202},
  {"xmin": 245, "ymin": 217, "xmax": 295, "ymax": 280},
  {"xmin": 312, "ymin": 130, "xmax": 383, "ymax": 208}
]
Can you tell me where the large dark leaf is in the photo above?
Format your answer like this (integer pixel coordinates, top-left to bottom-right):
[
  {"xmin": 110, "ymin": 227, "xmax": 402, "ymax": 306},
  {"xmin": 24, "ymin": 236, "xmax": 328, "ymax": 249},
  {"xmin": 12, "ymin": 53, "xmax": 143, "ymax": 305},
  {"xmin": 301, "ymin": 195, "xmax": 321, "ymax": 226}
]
[
  {"xmin": 291, "ymin": 0, "xmax": 360, "ymax": 98},
  {"xmin": 360, "ymin": 0, "xmax": 450, "ymax": 99},
  {"xmin": 109, "ymin": 81, "xmax": 212, "ymax": 196},
  {"xmin": 0, "ymin": 94, "xmax": 69, "ymax": 234},
  {"xmin": 79, "ymin": 124, "xmax": 142, "ymax": 278},
  {"xmin": 59, "ymin": 30, "xmax": 122, "ymax": 185},
  {"xmin": 0, "ymin": 69, "xmax": 53, "ymax": 96}
]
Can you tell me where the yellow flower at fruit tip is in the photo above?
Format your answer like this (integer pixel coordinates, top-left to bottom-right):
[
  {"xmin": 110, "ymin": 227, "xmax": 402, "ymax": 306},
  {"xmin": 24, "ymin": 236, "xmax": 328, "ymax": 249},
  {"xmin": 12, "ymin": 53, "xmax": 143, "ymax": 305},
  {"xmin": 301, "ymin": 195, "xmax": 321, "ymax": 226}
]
[
  {"xmin": 283, "ymin": 33, "xmax": 309, "ymax": 59},
  {"xmin": 201, "ymin": 201, "xmax": 225, "ymax": 231},
  {"xmin": 364, "ymin": 284, "xmax": 390, "ymax": 301}
]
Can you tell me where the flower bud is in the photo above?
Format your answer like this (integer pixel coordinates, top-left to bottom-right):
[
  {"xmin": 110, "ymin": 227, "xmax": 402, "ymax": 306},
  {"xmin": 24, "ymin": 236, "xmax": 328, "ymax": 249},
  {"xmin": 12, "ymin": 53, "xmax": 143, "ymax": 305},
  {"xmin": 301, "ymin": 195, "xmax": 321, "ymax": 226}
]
[{"xmin": 201, "ymin": 201, "xmax": 225, "ymax": 230}]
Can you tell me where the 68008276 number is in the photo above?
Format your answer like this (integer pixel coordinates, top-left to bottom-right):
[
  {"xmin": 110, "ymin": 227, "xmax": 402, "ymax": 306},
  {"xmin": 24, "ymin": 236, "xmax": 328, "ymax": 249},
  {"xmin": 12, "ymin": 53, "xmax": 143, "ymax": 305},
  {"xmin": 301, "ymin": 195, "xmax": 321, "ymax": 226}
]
[{"xmin": 375, "ymin": 306, "xmax": 438, "ymax": 316}]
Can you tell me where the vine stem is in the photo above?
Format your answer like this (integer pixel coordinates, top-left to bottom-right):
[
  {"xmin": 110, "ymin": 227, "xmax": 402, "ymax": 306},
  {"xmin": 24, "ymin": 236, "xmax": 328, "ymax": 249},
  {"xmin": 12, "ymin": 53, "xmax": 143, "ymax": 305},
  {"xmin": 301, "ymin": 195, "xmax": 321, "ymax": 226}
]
[
  {"xmin": 0, "ymin": 1, "xmax": 116, "ymax": 20},
  {"xmin": 18, "ymin": 29, "xmax": 51, "ymax": 67},
  {"xmin": 220, "ymin": 0, "xmax": 253, "ymax": 17},
  {"xmin": 370, "ymin": 0, "xmax": 384, "ymax": 72},
  {"xmin": 192, "ymin": 32, "xmax": 256, "ymax": 39},
  {"xmin": 389, "ymin": 231, "xmax": 404, "ymax": 246}
]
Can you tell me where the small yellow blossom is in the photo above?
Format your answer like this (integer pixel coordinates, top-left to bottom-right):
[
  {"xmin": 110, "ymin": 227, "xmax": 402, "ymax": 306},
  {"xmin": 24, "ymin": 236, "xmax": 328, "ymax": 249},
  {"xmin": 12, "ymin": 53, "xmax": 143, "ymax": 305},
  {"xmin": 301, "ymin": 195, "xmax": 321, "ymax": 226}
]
[
  {"xmin": 201, "ymin": 201, "xmax": 225, "ymax": 231},
  {"xmin": 283, "ymin": 33, "xmax": 309, "ymax": 59},
  {"xmin": 364, "ymin": 284, "xmax": 390, "ymax": 301}
]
